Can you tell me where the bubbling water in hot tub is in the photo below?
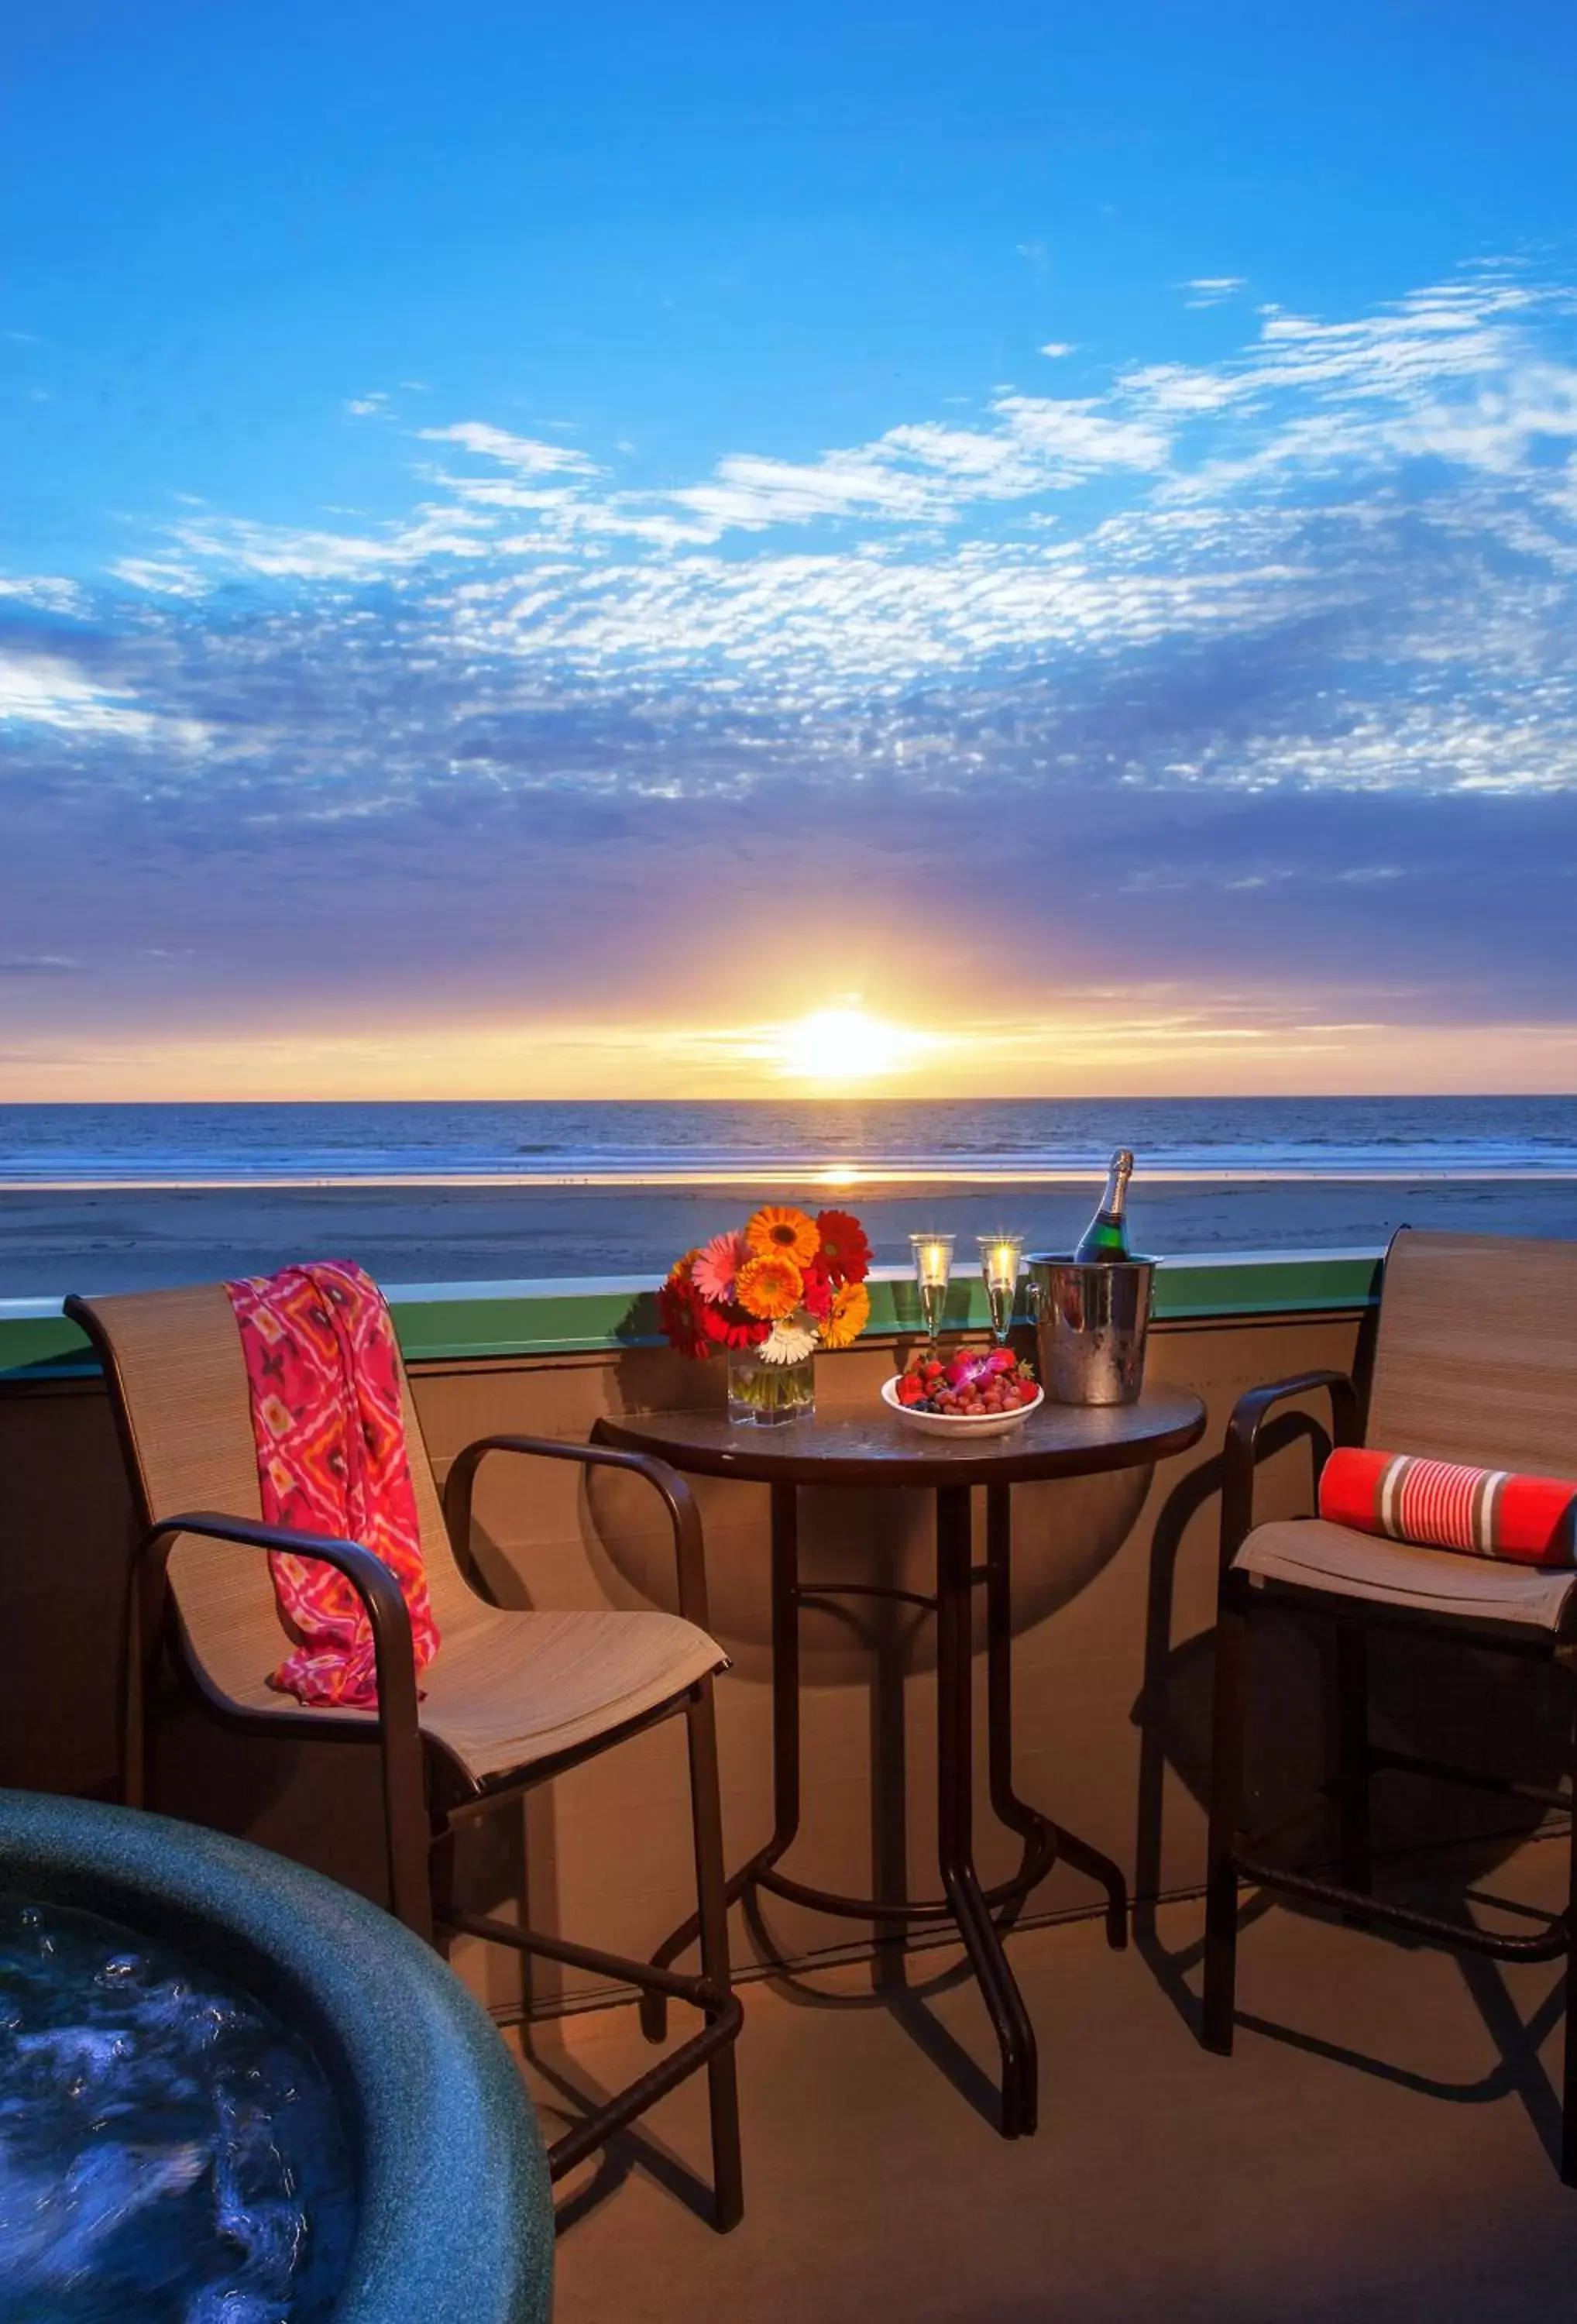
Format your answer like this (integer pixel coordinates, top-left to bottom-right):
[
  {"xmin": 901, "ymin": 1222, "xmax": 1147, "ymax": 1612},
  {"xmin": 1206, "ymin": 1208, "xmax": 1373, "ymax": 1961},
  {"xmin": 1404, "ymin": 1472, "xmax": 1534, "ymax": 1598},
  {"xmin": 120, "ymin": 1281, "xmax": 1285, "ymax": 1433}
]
[{"xmin": 0, "ymin": 1896, "xmax": 354, "ymax": 2322}]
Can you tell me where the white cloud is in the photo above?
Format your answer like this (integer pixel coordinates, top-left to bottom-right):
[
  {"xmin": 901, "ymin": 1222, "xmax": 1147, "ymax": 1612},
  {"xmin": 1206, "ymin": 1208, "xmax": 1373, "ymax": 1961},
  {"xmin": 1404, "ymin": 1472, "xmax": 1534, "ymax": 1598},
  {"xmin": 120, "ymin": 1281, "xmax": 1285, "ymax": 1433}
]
[
  {"xmin": 166, "ymin": 502, "xmax": 495, "ymax": 580},
  {"xmin": 993, "ymin": 394, "xmax": 1170, "ymax": 476},
  {"xmin": 108, "ymin": 558, "xmax": 208, "ymax": 597},
  {"xmin": 520, "ymin": 503, "xmax": 715, "ymax": 548},
  {"xmin": 0, "ymin": 574, "xmax": 89, "ymax": 616},
  {"xmin": 416, "ymin": 421, "xmax": 600, "ymax": 476},
  {"xmin": 1161, "ymin": 274, "xmax": 1577, "ymax": 500},
  {"xmin": 672, "ymin": 449, "xmax": 940, "ymax": 529},
  {"xmin": 670, "ymin": 398, "xmax": 1167, "ymax": 534},
  {"xmin": 1183, "ymin": 276, "xmax": 1246, "ymax": 308},
  {"xmin": 0, "ymin": 649, "xmax": 208, "ymax": 747},
  {"xmin": 1039, "ymin": 342, "xmax": 1074, "ymax": 359},
  {"xmin": 1119, "ymin": 362, "xmax": 1252, "ymax": 416},
  {"xmin": 10, "ymin": 258, "xmax": 1574, "ymax": 846},
  {"xmin": 96, "ymin": 267, "xmax": 1577, "ymax": 590}
]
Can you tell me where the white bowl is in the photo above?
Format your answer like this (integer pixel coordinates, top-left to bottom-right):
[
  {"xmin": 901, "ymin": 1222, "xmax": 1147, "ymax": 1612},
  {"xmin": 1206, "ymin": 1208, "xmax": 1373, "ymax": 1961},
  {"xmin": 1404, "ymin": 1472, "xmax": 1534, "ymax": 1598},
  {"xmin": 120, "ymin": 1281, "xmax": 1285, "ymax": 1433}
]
[{"xmin": 880, "ymin": 1374, "xmax": 1044, "ymax": 1439}]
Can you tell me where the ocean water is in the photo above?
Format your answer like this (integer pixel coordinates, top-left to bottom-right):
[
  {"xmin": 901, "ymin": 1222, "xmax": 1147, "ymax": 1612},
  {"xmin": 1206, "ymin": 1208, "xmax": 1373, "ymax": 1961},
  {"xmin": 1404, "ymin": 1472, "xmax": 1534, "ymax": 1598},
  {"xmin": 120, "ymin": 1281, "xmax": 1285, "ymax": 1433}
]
[{"xmin": 4, "ymin": 1096, "xmax": 1577, "ymax": 1187}]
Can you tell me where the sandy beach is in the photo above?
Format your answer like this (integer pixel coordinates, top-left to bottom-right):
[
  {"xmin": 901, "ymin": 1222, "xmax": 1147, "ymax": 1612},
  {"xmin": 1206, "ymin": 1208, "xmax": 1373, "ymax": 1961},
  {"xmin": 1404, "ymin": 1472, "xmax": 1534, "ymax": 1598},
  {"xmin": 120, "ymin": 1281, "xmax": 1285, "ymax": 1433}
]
[{"xmin": 6, "ymin": 1176, "xmax": 1577, "ymax": 1297}]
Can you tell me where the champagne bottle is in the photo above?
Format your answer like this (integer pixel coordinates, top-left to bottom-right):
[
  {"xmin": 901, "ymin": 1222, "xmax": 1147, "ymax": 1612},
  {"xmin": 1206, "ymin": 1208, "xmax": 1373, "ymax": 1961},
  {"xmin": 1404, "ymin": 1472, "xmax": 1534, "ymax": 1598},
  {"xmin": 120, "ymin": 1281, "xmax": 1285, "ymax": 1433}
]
[{"xmin": 1074, "ymin": 1149, "xmax": 1134, "ymax": 1263}]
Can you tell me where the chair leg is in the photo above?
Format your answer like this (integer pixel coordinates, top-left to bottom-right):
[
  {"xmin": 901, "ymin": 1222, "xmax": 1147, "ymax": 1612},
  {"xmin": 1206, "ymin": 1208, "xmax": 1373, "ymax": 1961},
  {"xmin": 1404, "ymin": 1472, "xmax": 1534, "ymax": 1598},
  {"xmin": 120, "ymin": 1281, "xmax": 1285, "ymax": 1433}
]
[
  {"xmin": 685, "ymin": 1679, "xmax": 744, "ymax": 2233},
  {"xmin": 121, "ymin": 1546, "xmax": 163, "ymax": 1812},
  {"xmin": 1563, "ymin": 1668, "xmax": 1577, "ymax": 2190},
  {"xmin": 378, "ymin": 1727, "xmax": 436, "ymax": 1944},
  {"xmin": 1202, "ymin": 1593, "xmax": 1251, "ymax": 2054},
  {"xmin": 429, "ymin": 1823, "xmax": 458, "ymax": 1936},
  {"xmin": 1335, "ymin": 1621, "xmax": 1373, "ymax": 1898}
]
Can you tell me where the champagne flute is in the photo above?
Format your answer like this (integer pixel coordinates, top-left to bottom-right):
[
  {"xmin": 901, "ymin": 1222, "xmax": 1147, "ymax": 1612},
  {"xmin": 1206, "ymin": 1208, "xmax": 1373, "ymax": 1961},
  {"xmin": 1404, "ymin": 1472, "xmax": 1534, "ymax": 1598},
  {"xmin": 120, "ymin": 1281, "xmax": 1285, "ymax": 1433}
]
[
  {"xmin": 977, "ymin": 1235, "xmax": 1022, "ymax": 1345},
  {"xmin": 909, "ymin": 1232, "xmax": 954, "ymax": 1346}
]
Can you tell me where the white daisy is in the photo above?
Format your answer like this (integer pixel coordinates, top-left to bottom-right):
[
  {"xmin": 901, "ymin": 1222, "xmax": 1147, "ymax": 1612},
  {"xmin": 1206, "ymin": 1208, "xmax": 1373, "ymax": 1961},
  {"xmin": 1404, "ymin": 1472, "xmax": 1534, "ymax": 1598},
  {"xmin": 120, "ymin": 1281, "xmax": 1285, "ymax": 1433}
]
[{"xmin": 758, "ymin": 1312, "xmax": 817, "ymax": 1364}]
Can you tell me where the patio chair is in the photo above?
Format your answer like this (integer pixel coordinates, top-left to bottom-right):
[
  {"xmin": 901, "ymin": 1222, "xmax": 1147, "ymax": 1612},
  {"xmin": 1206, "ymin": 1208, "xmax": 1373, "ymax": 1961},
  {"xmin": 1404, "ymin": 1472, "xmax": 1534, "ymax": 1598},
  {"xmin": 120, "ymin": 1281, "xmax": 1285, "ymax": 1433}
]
[
  {"xmin": 66, "ymin": 1280, "xmax": 744, "ymax": 2230},
  {"xmin": 1201, "ymin": 1227, "xmax": 1577, "ymax": 2183}
]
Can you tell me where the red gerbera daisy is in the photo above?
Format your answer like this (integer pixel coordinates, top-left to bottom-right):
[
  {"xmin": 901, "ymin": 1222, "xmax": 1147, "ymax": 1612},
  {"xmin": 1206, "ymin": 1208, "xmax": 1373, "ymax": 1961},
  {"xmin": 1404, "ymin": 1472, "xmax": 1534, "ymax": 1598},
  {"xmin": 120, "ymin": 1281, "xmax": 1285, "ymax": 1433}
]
[
  {"xmin": 699, "ymin": 1301, "xmax": 771, "ymax": 1350},
  {"xmin": 657, "ymin": 1270, "xmax": 710, "ymax": 1359},
  {"xmin": 816, "ymin": 1208, "xmax": 871, "ymax": 1286},
  {"xmin": 799, "ymin": 1255, "xmax": 834, "ymax": 1321}
]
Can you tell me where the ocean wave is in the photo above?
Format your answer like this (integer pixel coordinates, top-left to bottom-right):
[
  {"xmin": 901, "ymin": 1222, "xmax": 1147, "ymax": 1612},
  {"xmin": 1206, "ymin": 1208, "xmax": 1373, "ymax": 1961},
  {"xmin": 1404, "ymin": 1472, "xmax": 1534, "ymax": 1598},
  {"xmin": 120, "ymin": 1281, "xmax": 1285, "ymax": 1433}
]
[{"xmin": 5, "ymin": 1096, "xmax": 1577, "ymax": 1188}]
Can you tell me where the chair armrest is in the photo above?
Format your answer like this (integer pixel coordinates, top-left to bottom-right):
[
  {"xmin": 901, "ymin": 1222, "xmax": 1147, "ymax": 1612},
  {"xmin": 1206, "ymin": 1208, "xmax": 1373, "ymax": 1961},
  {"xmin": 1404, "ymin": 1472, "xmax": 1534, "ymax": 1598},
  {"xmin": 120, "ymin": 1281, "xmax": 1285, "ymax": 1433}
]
[
  {"xmin": 129, "ymin": 1511, "xmax": 431, "ymax": 1933},
  {"xmin": 1221, "ymin": 1370, "xmax": 1363, "ymax": 1573},
  {"xmin": 133, "ymin": 1509, "xmax": 417, "ymax": 1703},
  {"xmin": 441, "ymin": 1436, "xmax": 712, "ymax": 1631}
]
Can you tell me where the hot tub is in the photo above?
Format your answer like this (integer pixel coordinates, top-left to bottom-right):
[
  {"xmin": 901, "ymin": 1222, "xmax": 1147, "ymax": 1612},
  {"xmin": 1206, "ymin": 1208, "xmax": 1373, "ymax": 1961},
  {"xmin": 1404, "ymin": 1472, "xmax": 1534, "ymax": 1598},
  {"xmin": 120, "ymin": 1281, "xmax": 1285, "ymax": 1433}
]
[{"xmin": 0, "ymin": 1788, "xmax": 552, "ymax": 2322}]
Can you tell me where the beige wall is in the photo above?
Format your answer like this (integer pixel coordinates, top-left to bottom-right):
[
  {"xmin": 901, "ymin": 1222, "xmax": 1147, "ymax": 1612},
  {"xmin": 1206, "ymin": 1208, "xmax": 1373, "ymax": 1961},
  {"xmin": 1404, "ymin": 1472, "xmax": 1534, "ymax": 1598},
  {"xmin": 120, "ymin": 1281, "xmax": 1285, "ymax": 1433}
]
[{"xmin": 2, "ymin": 1312, "xmax": 1561, "ymax": 2021}]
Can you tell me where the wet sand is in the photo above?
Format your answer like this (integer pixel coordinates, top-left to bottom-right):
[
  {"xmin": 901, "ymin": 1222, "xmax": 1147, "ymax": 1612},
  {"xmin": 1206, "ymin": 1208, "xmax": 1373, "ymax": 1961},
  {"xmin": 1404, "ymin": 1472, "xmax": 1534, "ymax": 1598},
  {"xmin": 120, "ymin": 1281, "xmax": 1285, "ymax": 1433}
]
[{"xmin": 6, "ymin": 1177, "xmax": 1577, "ymax": 1297}]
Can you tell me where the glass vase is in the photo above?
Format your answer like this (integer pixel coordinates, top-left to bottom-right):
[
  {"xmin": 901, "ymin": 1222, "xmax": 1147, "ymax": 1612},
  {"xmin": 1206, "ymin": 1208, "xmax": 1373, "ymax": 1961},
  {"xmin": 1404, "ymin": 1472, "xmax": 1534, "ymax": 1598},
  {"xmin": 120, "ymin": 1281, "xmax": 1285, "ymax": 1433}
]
[{"xmin": 726, "ymin": 1346, "xmax": 816, "ymax": 1425}]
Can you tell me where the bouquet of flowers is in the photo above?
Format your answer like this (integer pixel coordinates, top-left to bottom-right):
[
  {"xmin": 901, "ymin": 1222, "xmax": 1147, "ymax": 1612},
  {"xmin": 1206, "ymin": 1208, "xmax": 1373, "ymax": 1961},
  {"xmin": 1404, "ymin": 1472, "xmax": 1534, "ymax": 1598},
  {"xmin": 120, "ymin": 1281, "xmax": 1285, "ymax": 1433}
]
[{"xmin": 658, "ymin": 1205, "xmax": 872, "ymax": 1364}]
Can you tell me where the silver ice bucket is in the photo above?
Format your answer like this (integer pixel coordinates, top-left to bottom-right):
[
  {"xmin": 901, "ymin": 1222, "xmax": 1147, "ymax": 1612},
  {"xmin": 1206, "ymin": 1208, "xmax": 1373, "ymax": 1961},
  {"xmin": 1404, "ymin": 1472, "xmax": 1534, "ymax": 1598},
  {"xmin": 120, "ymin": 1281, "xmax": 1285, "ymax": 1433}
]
[{"xmin": 1026, "ymin": 1254, "xmax": 1156, "ymax": 1406}]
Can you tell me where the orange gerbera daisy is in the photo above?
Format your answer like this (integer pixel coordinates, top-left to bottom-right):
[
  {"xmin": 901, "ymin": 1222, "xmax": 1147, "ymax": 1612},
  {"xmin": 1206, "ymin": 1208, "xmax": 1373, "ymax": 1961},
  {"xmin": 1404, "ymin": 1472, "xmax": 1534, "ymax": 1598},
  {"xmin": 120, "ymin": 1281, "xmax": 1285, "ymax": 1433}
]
[
  {"xmin": 820, "ymin": 1279, "xmax": 871, "ymax": 1351},
  {"xmin": 735, "ymin": 1251, "xmax": 804, "ymax": 1322},
  {"xmin": 744, "ymin": 1205, "xmax": 821, "ymax": 1267}
]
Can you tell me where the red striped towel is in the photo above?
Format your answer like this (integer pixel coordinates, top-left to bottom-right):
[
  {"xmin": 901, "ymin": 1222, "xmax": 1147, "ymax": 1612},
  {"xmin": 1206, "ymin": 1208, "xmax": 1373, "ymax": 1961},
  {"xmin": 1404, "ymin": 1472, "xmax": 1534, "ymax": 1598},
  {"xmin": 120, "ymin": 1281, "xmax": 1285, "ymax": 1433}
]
[
  {"xmin": 1318, "ymin": 1447, "xmax": 1577, "ymax": 1569},
  {"xmin": 224, "ymin": 1260, "xmax": 440, "ymax": 1706}
]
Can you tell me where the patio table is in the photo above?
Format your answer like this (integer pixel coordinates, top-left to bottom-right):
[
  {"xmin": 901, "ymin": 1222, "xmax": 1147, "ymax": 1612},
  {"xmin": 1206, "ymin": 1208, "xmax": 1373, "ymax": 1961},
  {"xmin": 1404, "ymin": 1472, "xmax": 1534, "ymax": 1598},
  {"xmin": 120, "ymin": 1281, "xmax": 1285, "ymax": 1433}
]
[{"xmin": 594, "ymin": 1384, "xmax": 1205, "ymax": 2137}]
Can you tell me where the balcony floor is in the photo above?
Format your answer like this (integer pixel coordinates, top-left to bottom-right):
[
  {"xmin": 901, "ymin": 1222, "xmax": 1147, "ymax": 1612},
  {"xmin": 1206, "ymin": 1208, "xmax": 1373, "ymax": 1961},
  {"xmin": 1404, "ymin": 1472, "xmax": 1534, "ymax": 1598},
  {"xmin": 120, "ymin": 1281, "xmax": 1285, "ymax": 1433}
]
[{"xmin": 528, "ymin": 1836, "xmax": 1575, "ymax": 2322}]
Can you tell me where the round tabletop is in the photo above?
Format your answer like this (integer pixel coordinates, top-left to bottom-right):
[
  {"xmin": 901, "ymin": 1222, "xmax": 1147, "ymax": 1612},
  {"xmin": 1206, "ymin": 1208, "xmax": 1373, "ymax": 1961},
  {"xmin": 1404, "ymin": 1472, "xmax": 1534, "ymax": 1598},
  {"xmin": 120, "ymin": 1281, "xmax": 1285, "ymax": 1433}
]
[{"xmin": 595, "ymin": 1385, "xmax": 1206, "ymax": 1489}]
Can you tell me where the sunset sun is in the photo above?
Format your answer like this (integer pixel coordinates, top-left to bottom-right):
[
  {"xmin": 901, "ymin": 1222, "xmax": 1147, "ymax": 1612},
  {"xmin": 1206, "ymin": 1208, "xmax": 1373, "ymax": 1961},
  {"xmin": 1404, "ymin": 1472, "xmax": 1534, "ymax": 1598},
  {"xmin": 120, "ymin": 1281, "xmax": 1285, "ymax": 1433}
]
[{"xmin": 775, "ymin": 1008, "xmax": 927, "ymax": 1084}]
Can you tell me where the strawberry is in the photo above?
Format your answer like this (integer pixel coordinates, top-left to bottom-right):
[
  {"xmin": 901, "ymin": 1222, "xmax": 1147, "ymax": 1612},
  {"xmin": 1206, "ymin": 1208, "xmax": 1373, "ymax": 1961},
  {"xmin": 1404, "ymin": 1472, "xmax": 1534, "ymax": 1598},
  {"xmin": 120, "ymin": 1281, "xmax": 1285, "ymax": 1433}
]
[{"xmin": 896, "ymin": 1374, "xmax": 926, "ymax": 1405}]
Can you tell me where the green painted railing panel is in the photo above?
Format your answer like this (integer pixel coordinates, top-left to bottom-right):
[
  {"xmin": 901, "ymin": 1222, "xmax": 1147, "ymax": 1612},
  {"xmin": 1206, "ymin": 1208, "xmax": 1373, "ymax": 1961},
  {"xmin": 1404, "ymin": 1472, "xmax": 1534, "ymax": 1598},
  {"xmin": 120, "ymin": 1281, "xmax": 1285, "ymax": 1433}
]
[
  {"xmin": 1151, "ymin": 1250, "xmax": 1384, "ymax": 1319},
  {"xmin": 0, "ymin": 1313, "xmax": 94, "ymax": 1379},
  {"xmin": 390, "ymin": 1287, "xmax": 659, "ymax": 1362},
  {"xmin": 0, "ymin": 1250, "xmax": 1383, "ymax": 1381}
]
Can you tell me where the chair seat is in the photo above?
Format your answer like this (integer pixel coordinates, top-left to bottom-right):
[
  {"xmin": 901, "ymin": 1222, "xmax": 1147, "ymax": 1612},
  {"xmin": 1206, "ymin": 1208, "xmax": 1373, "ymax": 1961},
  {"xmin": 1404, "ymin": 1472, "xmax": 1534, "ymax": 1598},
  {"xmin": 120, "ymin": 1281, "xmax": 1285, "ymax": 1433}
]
[
  {"xmin": 199, "ymin": 1604, "xmax": 727, "ymax": 1784},
  {"xmin": 421, "ymin": 1607, "xmax": 725, "ymax": 1781},
  {"xmin": 1235, "ymin": 1518, "xmax": 1577, "ymax": 1633}
]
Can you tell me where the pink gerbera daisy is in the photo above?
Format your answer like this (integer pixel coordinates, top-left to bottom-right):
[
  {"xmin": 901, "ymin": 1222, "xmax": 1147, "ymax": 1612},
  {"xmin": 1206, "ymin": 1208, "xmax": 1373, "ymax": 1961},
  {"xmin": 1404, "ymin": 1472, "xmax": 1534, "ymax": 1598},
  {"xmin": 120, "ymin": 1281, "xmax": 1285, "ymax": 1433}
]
[{"xmin": 692, "ymin": 1229, "xmax": 749, "ymax": 1307}]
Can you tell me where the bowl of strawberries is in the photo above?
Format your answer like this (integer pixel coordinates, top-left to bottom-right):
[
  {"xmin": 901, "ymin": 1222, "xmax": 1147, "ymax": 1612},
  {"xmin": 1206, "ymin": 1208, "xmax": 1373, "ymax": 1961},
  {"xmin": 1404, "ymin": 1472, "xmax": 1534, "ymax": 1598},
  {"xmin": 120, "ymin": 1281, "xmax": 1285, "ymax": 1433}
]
[{"xmin": 883, "ymin": 1347, "xmax": 1043, "ymax": 1438}]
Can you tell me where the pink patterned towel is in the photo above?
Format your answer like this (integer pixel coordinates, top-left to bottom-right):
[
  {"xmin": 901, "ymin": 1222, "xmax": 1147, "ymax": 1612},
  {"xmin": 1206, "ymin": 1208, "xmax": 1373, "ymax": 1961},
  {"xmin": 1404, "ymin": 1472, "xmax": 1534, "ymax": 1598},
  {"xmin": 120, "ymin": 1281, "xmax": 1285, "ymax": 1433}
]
[{"xmin": 223, "ymin": 1260, "xmax": 440, "ymax": 1707}]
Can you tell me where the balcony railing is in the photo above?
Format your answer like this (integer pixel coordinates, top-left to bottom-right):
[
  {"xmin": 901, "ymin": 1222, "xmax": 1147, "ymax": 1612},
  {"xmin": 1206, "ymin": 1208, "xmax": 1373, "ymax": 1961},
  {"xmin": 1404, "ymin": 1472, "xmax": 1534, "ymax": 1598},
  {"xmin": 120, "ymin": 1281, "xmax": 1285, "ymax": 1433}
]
[{"xmin": 0, "ymin": 1246, "xmax": 1383, "ymax": 1377}]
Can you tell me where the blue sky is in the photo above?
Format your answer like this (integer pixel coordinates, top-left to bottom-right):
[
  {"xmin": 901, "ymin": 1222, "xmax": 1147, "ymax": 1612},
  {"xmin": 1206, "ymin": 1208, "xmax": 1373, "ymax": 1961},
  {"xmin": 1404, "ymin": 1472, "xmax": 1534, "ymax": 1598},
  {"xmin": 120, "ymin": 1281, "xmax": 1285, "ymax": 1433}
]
[{"xmin": 3, "ymin": 3, "xmax": 1577, "ymax": 1096}]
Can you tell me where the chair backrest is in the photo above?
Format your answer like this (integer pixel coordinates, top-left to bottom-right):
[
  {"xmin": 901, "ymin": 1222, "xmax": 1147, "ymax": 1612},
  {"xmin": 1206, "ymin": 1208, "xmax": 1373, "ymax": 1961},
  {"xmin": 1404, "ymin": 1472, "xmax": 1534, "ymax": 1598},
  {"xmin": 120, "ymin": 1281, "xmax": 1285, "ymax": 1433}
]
[
  {"xmin": 72, "ymin": 1280, "xmax": 476, "ymax": 1711},
  {"xmin": 1366, "ymin": 1229, "xmax": 1577, "ymax": 1477}
]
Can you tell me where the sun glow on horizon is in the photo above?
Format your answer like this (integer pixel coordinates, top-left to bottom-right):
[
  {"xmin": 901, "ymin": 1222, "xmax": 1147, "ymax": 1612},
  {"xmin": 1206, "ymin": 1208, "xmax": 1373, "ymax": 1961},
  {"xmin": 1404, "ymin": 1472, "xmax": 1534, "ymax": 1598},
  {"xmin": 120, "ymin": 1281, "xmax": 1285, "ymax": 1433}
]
[
  {"xmin": 773, "ymin": 1006, "xmax": 931, "ymax": 1085},
  {"xmin": 9, "ymin": 996, "xmax": 1577, "ymax": 1104}
]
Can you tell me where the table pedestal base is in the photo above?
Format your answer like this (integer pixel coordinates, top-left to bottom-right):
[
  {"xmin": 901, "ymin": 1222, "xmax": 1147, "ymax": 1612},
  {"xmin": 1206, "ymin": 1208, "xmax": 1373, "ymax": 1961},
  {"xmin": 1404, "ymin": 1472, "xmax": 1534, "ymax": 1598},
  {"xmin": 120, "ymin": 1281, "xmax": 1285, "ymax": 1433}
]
[{"xmin": 645, "ymin": 1477, "xmax": 1128, "ymax": 2140}]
